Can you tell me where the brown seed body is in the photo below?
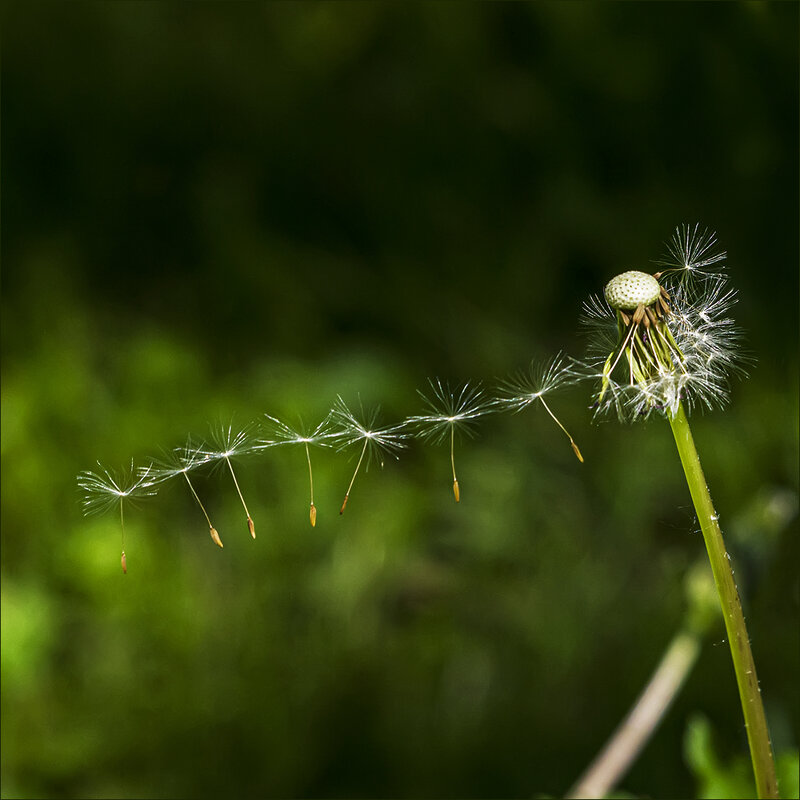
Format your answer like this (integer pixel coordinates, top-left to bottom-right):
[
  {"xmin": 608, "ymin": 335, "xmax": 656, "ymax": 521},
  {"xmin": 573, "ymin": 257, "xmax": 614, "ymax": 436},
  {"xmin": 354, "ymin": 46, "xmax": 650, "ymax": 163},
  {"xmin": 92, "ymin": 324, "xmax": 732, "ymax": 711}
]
[{"xmin": 210, "ymin": 526, "xmax": 224, "ymax": 548}]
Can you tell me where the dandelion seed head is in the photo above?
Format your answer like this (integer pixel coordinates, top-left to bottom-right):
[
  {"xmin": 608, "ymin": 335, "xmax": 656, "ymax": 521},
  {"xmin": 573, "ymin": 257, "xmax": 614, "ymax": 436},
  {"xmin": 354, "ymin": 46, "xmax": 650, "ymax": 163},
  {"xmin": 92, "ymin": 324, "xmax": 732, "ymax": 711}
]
[
  {"xmin": 407, "ymin": 380, "xmax": 493, "ymax": 443},
  {"xmin": 655, "ymin": 223, "xmax": 727, "ymax": 289},
  {"xmin": 496, "ymin": 353, "xmax": 574, "ymax": 413},
  {"xmin": 78, "ymin": 461, "xmax": 157, "ymax": 516},
  {"xmin": 330, "ymin": 396, "xmax": 407, "ymax": 463},
  {"xmin": 149, "ymin": 440, "xmax": 211, "ymax": 483},
  {"xmin": 201, "ymin": 421, "xmax": 259, "ymax": 462},
  {"xmin": 604, "ymin": 271, "xmax": 661, "ymax": 311},
  {"xmin": 582, "ymin": 227, "xmax": 745, "ymax": 422},
  {"xmin": 258, "ymin": 413, "xmax": 333, "ymax": 449}
]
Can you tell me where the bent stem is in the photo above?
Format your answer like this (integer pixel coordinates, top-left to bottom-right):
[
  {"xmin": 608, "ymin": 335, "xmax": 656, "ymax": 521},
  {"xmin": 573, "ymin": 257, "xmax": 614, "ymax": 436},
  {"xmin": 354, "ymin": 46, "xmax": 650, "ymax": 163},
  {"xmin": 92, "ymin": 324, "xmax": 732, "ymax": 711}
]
[
  {"xmin": 668, "ymin": 403, "xmax": 778, "ymax": 799},
  {"xmin": 567, "ymin": 628, "xmax": 702, "ymax": 799}
]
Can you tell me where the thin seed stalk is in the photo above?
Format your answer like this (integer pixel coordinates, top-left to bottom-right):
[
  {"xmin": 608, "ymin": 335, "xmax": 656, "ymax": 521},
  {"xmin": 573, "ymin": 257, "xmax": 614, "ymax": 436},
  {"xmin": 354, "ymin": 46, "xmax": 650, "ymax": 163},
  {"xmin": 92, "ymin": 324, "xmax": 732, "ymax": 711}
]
[
  {"xmin": 305, "ymin": 441, "xmax": 317, "ymax": 526},
  {"xmin": 183, "ymin": 472, "xmax": 213, "ymax": 528},
  {"xmin": 120, "ymin": 500, "xmax": 125, "ymax": 550},
  {"xmin": 226, "ymin": 458, "xmax": 251, "ymax": 519},
  {"xmin": 226, "ymin": 457, "xmax": 255, "ymax": 537},
  {"xmin": 450, "ymin": 425, "xmax": 460, "ymax": 502},
  {"xmin": 120, "ymin": 501, "xmax": 127, "ymax": 573},
  {"xmin": 340, "ymin": 438, "xmax": 368, "ymax": 514},
  {"xmin": 668, "ymin": 403, "xmax": 778, "ymax": 799}
]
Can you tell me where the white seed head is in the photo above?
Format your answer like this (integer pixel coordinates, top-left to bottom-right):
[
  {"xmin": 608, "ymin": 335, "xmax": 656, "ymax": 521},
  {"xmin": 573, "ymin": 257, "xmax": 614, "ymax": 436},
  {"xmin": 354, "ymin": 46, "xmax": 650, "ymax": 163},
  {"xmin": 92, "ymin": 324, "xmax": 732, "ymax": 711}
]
[{"xmin": 604, "ymin": 271, "xmax": 661, "ymax": 311}]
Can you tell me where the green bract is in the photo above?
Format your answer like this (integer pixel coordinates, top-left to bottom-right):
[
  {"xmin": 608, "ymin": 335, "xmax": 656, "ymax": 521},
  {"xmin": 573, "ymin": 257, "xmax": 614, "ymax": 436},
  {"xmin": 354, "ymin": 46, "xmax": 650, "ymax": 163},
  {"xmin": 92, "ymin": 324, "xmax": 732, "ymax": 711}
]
[{"xmin": 604, "ymin": 271, "xmax": 661, "ymax": 311}]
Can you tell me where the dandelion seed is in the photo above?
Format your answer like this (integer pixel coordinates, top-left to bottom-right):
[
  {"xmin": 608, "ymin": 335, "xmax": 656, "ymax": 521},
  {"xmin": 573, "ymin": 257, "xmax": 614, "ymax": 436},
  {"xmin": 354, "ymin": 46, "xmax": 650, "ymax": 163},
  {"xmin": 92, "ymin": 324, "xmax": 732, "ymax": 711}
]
[
  {"xmin": 258, "ymin": 414, "xmax": 333, "ymax": 527},
  {"xmin": 77, "ymin": 461, "xmax": 157, "ymax": 572},
  {"xmin": 150, "ymin": 443, "xmax": 223, "ymax": 547},
  {"xmin": 200, "ymin": 423, "xmax": 259, "ymax": 539},
  {"xmin": 407, "ymin": 380, "xmax": 494, "ymax": 501},
  {"xmin": 654, "ymin": 223, "xmax": 727, "ymax": 288},
  {"xmin": 496, "ymin": 355, "xmax": 584, "ymax": 462},
  {"xmin": 329, "ymin": 396, "xmax": 407, "ymax": 514}
]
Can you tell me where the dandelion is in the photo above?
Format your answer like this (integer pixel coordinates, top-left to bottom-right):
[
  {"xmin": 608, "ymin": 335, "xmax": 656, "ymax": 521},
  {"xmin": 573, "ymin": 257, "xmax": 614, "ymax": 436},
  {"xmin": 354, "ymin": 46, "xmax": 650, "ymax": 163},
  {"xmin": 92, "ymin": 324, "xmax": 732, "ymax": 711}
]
[
  {"xmin": 577, "ymin": 226, "xmax": 777, "ymax": 799},
  {"xmin": 329, "ymin": 396, "xmax": 407, "ymax": 514},
  {"xmin": 407, "ymin": 380, "xmax": 494, "ymax": 501},
  {"xmin": 150, "ymin": 442, "xmax": 223, "ymax": 548},
  {"xmin": 77, "ymin": 461, "xmax": 157, "ymax": 573},
  {"xmin": 496, "ymin": 354, "xmax": 584, "ymax": 462},
  {"xmin": 580, "ymin": 229, "xmax": 745, "ymax": 422},
  {"xmin": 199, "ymin": 422, "xmax": 259, "ymax": 538},
  {"xmin": 258, "ymin": 413, "xmax": 333, "ymax": 526}
]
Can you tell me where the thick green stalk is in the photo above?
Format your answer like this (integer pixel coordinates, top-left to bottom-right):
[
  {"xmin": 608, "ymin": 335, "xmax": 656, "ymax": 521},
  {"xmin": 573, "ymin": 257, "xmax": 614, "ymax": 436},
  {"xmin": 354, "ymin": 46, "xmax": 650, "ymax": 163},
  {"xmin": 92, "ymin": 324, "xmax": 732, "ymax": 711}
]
[{"xmin": 668, "ymin": 403, "xmax": 778, "ymax": 799}]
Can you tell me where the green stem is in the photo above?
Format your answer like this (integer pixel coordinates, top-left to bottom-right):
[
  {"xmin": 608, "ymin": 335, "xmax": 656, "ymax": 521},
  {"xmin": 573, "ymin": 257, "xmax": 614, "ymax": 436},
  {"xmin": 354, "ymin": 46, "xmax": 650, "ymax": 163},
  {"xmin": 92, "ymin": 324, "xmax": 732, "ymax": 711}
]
[{"xmin": 668, "ymin": 403, "xmax": 778, "ymax": 799}]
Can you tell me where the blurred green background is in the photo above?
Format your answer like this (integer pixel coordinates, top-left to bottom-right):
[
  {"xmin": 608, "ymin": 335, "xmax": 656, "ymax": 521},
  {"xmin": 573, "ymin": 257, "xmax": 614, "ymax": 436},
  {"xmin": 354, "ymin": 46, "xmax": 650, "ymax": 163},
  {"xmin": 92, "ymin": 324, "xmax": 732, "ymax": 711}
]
[{"xmin": 2, "ymin": 3, "xmax": 798, "ymax": 798}]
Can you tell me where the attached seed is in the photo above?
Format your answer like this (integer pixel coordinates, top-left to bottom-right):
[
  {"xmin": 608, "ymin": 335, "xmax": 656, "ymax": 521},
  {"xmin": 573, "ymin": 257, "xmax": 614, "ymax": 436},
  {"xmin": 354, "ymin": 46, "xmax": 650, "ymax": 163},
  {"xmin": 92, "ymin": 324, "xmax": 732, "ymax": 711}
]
[
  {"xmin": 209, "ymin": 526, "xmax": 223, "ymax": 548},
  {"xmin": 605, "ymin": 271, "xmax": 661, "ymax": 311}
]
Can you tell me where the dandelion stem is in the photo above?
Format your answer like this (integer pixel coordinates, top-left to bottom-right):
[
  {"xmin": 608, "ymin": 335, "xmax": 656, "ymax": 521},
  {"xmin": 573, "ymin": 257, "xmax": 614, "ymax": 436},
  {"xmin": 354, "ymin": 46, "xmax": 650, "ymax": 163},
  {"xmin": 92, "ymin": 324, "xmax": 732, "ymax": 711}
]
[
  {"xmin": 340, "ymin": 438, "xmax": 368, "ymax": 514},
  {"xmin": 668, "ymin": 403, "xmax": 778, "ymax": 799},
  {"xmin": 538, "ymin": 397, "xmax": 584, "ymax": 463}
]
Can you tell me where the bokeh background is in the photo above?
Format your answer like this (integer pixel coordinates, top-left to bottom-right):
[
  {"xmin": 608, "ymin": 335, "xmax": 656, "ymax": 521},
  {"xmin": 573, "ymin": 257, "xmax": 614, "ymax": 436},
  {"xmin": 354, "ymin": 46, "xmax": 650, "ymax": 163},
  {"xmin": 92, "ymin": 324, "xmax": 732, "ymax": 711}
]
[{"xmin": 2, "ymin": 3, "xmax": 798, "ymax": 799}]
